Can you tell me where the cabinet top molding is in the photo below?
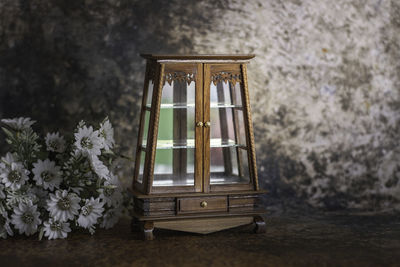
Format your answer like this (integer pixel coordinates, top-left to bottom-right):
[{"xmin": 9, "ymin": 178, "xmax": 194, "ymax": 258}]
[{"xmin": 140, "ymin": 54, "xmax": 256, "ymax": 61}]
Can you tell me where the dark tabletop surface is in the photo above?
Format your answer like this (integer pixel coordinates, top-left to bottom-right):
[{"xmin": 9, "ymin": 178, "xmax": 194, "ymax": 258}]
[{"xmin": 1, "ymin": 212, "xmax": 399, "ymax": 267}]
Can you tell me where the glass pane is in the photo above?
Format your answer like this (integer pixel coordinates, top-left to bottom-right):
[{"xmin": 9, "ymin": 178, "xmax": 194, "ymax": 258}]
[
  {"xmin": 210, "ymin": 81, "xmax": 242, "ymax": 107},
  {"xmin": 138, "ymin": 151, "xmax": 146, "ymax": 183},
  {"xmin": 153, "ymin": 148, "xmax": 195, "ymax": 186},
  {"xmin": 142, "ymin": 111, "xmax": 150, "ymax": 147},
  {"xmin": 137, "ymin": 77, "xmax": 153, "ymax": 184},
  {"xmin": 209, "ymin": 147, "xmax": 250, "ymax": 184},
  {"xmin": 210, "ymin": 79, "xmax": 250, "ymax": 185},
  {"xmin": 146, "ymin": 80, "xmax": 154, "ymax": 106},
  {"xmin": 210, "ymin": 108, "xmax": 246, "ymax": 147},
  {"xmin": 153, "ymin": 79, "xmax": 196, "ymax": 187},
  {"xmin": 153, "ymin": 80, "xmax": 195, "ymax": 107}
]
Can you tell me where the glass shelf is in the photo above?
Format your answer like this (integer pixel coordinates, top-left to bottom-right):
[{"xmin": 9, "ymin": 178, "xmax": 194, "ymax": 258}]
[
  {"xmin": 142, "ymin": 138, "xmax": 245, "ymax": 150},
  {"xmin": 211, "ymin": 103, "xmax": 242, "ymax": 109},
  {"xmin": 152, "ymin": 174, "xmax": 194, "ymax": 187},
  {"xmin": 146, "ymin": 103, "xmax": 242, "ymax": 109},
  {"xmin": 210, "ymin": 173, "xmax": 250, "ymax": 185}
]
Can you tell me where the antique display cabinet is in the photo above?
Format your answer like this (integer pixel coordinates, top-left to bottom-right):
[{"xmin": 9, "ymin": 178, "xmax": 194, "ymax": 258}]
[{"xmin": 131, "ymin": 54, "xmax": 266, "ymax": 240}]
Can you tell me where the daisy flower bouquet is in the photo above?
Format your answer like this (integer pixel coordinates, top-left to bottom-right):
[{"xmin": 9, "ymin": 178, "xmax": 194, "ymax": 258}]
[{"xmin": 0, "ymin": 117, "xmax": 128, "ymax": 240}]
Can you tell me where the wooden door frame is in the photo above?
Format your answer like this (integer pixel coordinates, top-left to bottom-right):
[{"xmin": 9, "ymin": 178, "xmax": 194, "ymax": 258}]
[
  {"xmin": 145, "ymin": 62, "xmax": 203, "ymax": 194},
  {"xmin": 203, "ymin": 63, "xmax": 257, "ymax": 193}
]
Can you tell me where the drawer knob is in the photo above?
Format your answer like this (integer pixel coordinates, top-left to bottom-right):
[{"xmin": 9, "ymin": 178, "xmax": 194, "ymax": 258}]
[{"xmin": 200, "ymin": 201, "xmax": 208, "ymax": 208}]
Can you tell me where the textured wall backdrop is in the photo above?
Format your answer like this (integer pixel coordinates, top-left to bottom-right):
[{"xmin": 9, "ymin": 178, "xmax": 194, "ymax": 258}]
[{"xmin": 1, "ymin": 0, "xmax": 399, "ymax": 212}]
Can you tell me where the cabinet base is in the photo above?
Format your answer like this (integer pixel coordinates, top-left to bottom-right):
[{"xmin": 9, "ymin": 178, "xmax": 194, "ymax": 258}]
[{"xmin": 132, "ymin": 215, "xmax": 266, "ymax": 240}]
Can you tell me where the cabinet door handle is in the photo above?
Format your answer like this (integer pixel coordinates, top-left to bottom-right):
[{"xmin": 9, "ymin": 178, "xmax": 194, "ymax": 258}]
[
  {"xmin": 196, "ymin": 122, "xmax": 203, "ymax": 127},
  {"xmin": 200, "ymin": 201, "xmax": 208, "ymax": 208},
  {"xmin": 204, "ymin": 121, "xmax": 211, "ymax": 128}
]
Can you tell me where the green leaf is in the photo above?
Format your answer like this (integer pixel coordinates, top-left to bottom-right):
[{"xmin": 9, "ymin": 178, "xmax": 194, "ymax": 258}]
[
  {"xmin": 1, "ymin": 127, "xmax": 14, "ymax": 138},
  {"xmin": 39, "ymin": 226, "xmax": 45, "ymax": 241}
]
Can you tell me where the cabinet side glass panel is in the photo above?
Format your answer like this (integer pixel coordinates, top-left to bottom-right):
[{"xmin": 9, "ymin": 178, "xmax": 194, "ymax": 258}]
[
  {"xmin": 152, "ymin": 80, "xmax": 196, "ymax": 187},
  {"xmin": 138, "ymin": 150, "xmax": 146, "ymax": 183},
  {"xmin": 136, "ymin": 80, "xmax": 153, "ymax": 184},
  {"xmin": 146, "ymin": 80, "xmax": 154, "ymax": 106},
  {"xmin": 209, "ymin": 80, "xmax": 250, "ymax": 185}
]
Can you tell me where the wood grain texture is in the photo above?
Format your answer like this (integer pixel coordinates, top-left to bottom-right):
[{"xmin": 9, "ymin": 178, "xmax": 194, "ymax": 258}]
[
  {"xmin": 132, "ymin": 209, "xmax": 266, "ymax": 222},
  {"xmin": 129, "ymin": 188, "xmax": 267, "ymax": 199},
  {"xmin": 154, "ymin": 216, "xmax": 254, "ymax": 234},
  {"xmin": 141, "ymin": 54, "xmax": 256, "ymax": 60},
  {"xmin": 178, "ymin": 196, "xmax": 228, "ymax": 214},
  {"xmin": 133, "ymin": 193, "xmax": 263, "ymax": 217},
  {"xmin": 195, "ymin": 63, "xmax": 204, "ymax": 192},
  {"xmin": 210, "ymin": 63, "xmax": 241, "ymax": 72},
  {"xmin": 203, "ymin": 64, "xmax": 211, "ymax": 193}
]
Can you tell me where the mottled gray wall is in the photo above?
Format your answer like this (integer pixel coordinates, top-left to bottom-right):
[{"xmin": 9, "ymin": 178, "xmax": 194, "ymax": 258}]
[{"xmin": 1, "ymin": 0, "xmax": 399, "ymax": 212}]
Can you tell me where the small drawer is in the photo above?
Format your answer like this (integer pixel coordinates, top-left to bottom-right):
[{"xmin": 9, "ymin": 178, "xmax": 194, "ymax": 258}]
[{"xmin": 177, "ymin": 196, "xmax": 228, "ymax": 214}]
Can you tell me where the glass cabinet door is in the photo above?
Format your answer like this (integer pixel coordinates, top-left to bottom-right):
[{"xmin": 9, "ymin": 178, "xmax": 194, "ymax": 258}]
[
  {"xmin": 204, "ymin": 64, "xmax": 252, "ymax": 190},
  {"xmin": 149, "ymin": 64, "xmax": 202, "ymax": 191}
]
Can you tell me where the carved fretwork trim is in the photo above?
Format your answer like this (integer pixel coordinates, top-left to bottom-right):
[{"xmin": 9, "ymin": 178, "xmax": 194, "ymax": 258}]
[
  {"xmin": 164, "ymin": 72, "xmax": 196, "ymax": 85},
  {"xmin": 211, "ymin": 72, "xmax": 242, "ymax": 86}
]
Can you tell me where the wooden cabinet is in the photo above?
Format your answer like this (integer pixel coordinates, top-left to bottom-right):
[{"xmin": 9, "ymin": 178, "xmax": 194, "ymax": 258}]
[{"xmin": 131, "ymin": 54, "xmax": 266, "ymax": 239}]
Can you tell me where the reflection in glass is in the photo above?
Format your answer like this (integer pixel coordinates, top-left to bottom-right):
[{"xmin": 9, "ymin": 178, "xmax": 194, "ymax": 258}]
[
  {"xmin": 210, "ymin": 80, "xmax": 242, "ymax": 107},
  {"xmin": 153, "ymin": 148, "xmax": 195, "ymax": 186},
  {"xmin": 142, "ymin": 111, "xmax": 150, "ymax": 145},
  {"xmin": 138, "ymin": 151, "xmax": 146, "ymax": 183},
  {"xmin": 146, "ymin": 80, "xmax": 154, "ymax": 106}
]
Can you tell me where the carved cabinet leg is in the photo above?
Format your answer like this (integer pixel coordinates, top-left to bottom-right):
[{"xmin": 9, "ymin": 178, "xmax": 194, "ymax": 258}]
[
  {"xmin": 253, "ymin": 216, "xmax": 266, "ymax": 234},
  {"xmin": 142, "ymin": 221, "xmax": 155, "ymax": 240}
]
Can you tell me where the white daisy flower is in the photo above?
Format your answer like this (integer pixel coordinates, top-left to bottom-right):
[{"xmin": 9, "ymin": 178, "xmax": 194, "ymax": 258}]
[
  {"xmin": 98, "ymin": 173, "xmax": 123, "ymax": 208},
  {"xmin": 0, "ymin": 162, "xmax": 30, "ymax": 190},
  {"xmin": 89, "ymin": 155, "xmax": 109, "ymax": 180},
  {"xmin": 99, "ymin": 119, "xmax": 114, "ymax": 151},
  {"xmin": 0, "ymin": 212, "xmax": 14, "ymax": 238},
  {"xmin": 4, "ymin": 185, "xmax": 38, "ymax": 208},
  {"xmin": 77, "ymin": 197, "xmax": 104, "ymax": 229},
  {"xmin": 11, "ymin": 202, "xmax": 41, "ymax": 236},
  {"xmin": 47, "ymin": 190, "xmax": 81, "ymax": 222},
  {"xmin": 43, "ymin": 218, "xmax": 71, "ymax": 240},
  {"xmin": 32, "ymin": 159, "xmax": 62, "ymax": 191},
  {"xmin": 1, "ymin": 117, "xmax": 36, "ymax": 131},
  {"xmin": 0, "ymin": 152, "xmax": 16, "ymax": 168},
  {"xmin": 74, "ymin": 126, "xmax": 103, "ymax": 156},
  {"xmin": 100, "ymin": 207, "xmax": 122, "ymax": 229},
  {"xmin": 45, "ymin": 132, "xmax": 66, "ymax": 153}
]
